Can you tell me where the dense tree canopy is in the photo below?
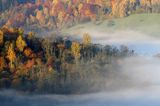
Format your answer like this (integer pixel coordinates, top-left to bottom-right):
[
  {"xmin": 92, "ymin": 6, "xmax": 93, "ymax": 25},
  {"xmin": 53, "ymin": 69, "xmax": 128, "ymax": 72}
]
[{"xmin": 1, "ymin": 0, "xmax": 160, "ymax": 30}]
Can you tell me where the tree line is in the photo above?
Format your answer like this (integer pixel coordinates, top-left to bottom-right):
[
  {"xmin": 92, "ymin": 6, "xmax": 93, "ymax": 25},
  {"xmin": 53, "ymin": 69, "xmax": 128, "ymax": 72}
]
[{"xmin": 0, "ymin": 27, "xmax": 134, "ymax": 94}]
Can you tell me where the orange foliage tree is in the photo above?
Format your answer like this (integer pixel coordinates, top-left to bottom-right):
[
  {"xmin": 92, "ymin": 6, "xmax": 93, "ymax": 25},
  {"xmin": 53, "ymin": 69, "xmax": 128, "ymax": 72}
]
[
  {"xmin": 0, "ymin": 30, "xmax": 3, "ymax": 45},
  {"xmin": 24, "ymin": 47, "xmax": 36, "ymax": 58}
]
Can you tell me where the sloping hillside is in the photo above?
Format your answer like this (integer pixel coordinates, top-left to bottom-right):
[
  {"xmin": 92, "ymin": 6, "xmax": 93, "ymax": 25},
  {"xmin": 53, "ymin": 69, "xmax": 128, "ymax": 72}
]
[
  {"xmin": 0, "ymin": 0, "xmax": 160, "ymax": 31},
  {"xmin": 63, "ymin": 13, "xmax": 160, "ymax": 38}
]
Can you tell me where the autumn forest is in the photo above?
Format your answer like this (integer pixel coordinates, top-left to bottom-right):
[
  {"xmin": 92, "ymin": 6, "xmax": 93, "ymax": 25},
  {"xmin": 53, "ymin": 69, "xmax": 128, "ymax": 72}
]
[{"xmin": 0, "ymin": 0, "xmax": 160, "ymax": 100}]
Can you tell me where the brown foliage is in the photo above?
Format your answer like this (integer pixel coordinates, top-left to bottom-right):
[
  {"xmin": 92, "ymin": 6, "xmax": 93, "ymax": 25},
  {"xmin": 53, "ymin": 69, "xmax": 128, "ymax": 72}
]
[
  {"xmin": 25, "ymin": 59, "xmax": 35, "ymax": 69},
  {"xmin": 0, "ymin": 30, "xmax": 4, "ymax": 45},
  {"xmin": 0, "ymin": 57, "xmax": 6, "ymax": 71}
]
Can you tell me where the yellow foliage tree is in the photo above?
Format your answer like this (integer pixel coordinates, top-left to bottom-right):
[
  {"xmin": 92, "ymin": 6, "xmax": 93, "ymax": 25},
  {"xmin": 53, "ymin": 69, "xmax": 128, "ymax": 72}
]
[
  {"xmin": 83, "ymin": 33, "xmax": 91, "ymax": 45},
  {"xmin": 53, "ymin": 0, "xmax": 59, "ymax": 5},
  {"xmin": 0, "ymin": 30, "xmax": 3, "ymax": 45},
  {"xmin": 71, "ymin": 42, "xmax": 81, "ymax": 59},
  {"xmin": 130, "ymin": 0, "xmax": 137, "ymax": 4},
  {"xmin": 74, "ymin": 9, "xmax": 78, "ymax": 17},
  {"xmin": 78, "ymin": 3, "xmax": 83, "ymax": 13},
  {"xmin": 57, "ymin": 11, "xmax": 65, "ymax": 24},
  {"xmin": 7, "ymin": 43, "xmax": 16, "ymax": 69},
  {"xmin": 16, "ymin": 35, "xmax": 27, "ymax": 52},
  {"xmin": 28, "ymin": 32, "xmax": 35, "ymax": 39},
  {"xmin": 18, "ymin": 28, "xmax": 24, "ymax": 35},
  {"xmin": 36, "ymin": 10, "xmax": 45, "ymax": 25}
]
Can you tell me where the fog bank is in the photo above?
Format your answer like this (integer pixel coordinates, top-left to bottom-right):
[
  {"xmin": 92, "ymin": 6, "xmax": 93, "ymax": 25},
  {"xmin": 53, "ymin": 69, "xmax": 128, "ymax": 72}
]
[{"xmin": 1, "ymin": 56, "xmax": 160, "ymax": 106}]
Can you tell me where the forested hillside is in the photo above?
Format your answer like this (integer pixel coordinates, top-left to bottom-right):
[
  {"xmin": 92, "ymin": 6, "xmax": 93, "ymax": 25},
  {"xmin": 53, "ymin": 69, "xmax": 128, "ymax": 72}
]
[{"xmin": 0, "ymin": 0, "xmax": 160, "ymax": 32}]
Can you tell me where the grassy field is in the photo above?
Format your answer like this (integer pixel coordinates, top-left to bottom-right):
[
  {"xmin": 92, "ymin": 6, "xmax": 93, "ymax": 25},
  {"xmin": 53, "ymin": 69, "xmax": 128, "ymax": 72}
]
[{"xmin": 62, "ymin": 13, "xmax": 160, "ymax": 38}]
